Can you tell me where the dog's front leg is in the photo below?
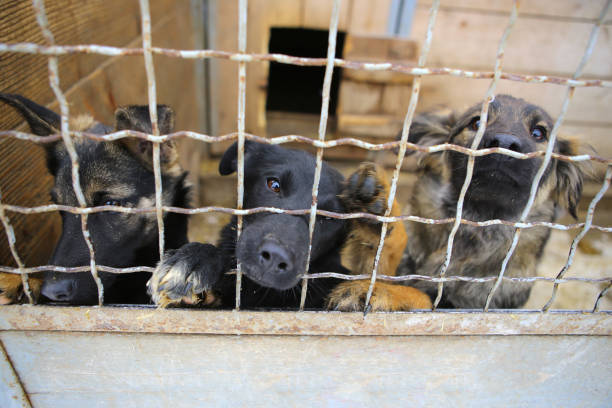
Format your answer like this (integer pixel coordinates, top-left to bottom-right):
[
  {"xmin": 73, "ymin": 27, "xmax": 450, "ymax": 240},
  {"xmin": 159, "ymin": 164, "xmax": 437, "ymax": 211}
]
[
  {"xmin": 147, "ymin": 242, "xmax": 224, "ymax": 308},
  {"xmin": 328, "ymin": 163, "xmax": 431, "ymax": 311}
]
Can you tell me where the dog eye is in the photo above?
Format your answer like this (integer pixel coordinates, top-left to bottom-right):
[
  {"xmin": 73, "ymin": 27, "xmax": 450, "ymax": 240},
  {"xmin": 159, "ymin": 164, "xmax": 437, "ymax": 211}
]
[
  {"xmin": 468, "ymin": 116, "xmax": 481, "ymax": 131},
  {"xmin": 103, "ymin": 199, "xmax": 122, "ymax": 206},
  {"xmin": 266, "ymin": 178, "xmax": 281, "ymax": 193},
  {"xmin": 531, "ymin": 125, "xmax": 547, "ymax": 141}
]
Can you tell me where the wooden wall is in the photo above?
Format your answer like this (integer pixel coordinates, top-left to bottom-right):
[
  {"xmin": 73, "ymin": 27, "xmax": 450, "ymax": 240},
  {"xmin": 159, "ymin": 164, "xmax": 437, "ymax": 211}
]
[
  {"xmin": 413, "ymin": 0, "xmax": 612, "ymax": 159},
  {"xmin": 212, "ymin": 0, "xmax": 612, "ymax": 160},
  {"xmin": 0, "ymin": 0, "xmax": 207, "ymax": 267}
]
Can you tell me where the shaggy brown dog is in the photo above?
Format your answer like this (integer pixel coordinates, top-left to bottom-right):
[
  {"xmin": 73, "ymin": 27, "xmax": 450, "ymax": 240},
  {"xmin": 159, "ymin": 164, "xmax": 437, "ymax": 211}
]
[{"xmin": 385, "ymin": 94, "xmax": 591, "ymax": 309}]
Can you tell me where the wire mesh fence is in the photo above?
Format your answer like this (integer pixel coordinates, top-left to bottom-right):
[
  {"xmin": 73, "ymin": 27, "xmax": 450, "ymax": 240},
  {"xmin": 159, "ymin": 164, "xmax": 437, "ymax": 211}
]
[{"xmin": 0, "ymin": 0, "xmax": 610, "ymax": 315}]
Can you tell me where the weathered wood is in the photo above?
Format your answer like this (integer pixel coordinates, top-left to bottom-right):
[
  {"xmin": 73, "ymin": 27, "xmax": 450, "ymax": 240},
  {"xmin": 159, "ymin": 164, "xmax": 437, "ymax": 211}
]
[
  {"xmin": 1, "ymin": 330, "xmax": 610, "ymax": 407},
  {"xmin": 302, "ymin": 0, "xmax": 352, "ymax": 31},
  {"xmin": 419, "ymin": 0, "xmax": 612, "ymax": 20},
  {"xmin": 0, "ymin": 0, "xmax": 206, "ymax": 267},
  {"xmin": 0, "ymin": 306, "xmax": 609, "ymax": 336},
  {"xmin": 349, "ymin": 0, "xmax": 394, "ymax": 34},
  {"xmin": 411, "ymin": 3, "xmax": 612, "ymax": 78}
]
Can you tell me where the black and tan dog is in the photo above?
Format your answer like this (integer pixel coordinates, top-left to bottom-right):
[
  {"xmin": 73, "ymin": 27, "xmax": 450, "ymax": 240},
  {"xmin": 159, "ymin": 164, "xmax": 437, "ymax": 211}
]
[
  {"xmin": 0, "ymin": 93, "xmax": 189, "ymax": 305},
  {"xmin": 148, "ymin": 141, "xmax": 431, "ymax": 310},
  {"xmin": 357, "ymin": 94, "xmax": 591, "ymax": 309}
]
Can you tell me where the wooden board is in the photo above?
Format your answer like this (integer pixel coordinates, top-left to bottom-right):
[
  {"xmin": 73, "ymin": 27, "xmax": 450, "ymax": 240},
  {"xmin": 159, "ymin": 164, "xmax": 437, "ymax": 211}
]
[
  {"xmin": 1, "ymin": 330, "xmax": 610, "ymax": 407},
  {"xmin": 411, "ymin": 2, "xmax": 612, "ymax": 78}
]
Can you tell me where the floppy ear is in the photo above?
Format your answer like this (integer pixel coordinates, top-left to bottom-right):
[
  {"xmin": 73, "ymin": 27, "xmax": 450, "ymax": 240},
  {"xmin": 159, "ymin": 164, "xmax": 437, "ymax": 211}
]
[
  {"xmin": 219, "ymin": 140, "xmax": 257, "ymax": 175},
  {"xmin": 404, "ymin": 112, "xmax": 455, "ymax": 171},
  {"xmin": 555, "ymin": 138, "xmax": 593, "ymax": 219},
  {"xmin": 0, "ymin": 93, "xmax": 64, "ymax": 174},
  {"xmin": 115, "ymin": 104, "xmax": 179, "ymax": 173},
  {"xmin": 407, "ymin": 111, "xmax": 455, "ymax": 147}
]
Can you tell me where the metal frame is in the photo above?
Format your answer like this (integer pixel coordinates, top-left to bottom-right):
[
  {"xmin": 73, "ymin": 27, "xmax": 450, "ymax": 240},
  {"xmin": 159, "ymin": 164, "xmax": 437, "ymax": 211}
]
[{"xmin": 0, "ymin": 0, "xmax": 610, "ymax": 332}]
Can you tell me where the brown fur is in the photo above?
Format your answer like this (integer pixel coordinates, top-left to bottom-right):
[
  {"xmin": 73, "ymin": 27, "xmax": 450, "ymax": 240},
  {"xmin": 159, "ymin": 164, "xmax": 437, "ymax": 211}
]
[
  {"xmin": 327, "ymin": 163, "xmax": 432, "ymax": 311},
  {"xmin": 398, "ymin": 95, "xmax": 593, "ymax": 309}
]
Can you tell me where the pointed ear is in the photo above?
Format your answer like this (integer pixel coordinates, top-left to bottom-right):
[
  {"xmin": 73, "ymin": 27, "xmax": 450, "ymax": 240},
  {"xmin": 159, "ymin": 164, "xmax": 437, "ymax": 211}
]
[
  {"xmin": 555, "ymin": 138, "xmax": 594, "ymax": 219},
  {"xmin": 0, "ymin": 93, "xmax": 64, "ymax": 175},
  {"xmin": 115, "ymin": 105, "xmax": 179, "ymax": 173},
  {"xmin": 0, "ymin": 93, "xmax": 60, "ymax": 135},
  {"xmin": 219, "ymin": 140, "xmax": 257, "ymax": 175}
]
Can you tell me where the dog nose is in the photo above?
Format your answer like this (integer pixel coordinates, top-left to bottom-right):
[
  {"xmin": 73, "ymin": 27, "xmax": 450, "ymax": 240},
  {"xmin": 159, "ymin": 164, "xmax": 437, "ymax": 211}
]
[
  {"xmin": 41, "ymin": 279, "xmax": 75, "ymax": 302},
  {"xmin": 258, "ymin": 241, "xmax": 292, "ymax": 274},
  {"xmin": 484, "ymin": 133, "xmax": 524, "ymax": 152}
]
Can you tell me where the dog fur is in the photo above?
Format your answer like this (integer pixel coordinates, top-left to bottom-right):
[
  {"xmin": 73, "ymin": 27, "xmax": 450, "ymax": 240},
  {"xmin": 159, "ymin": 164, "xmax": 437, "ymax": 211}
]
[
  {"xmin": 148, "ymin": 141, "xmax": 431, "ymax": 311},
  {"xmin": 392, "ymin": 94, "xmax": 592, "ymax": 308},
  {"xmin": 0, "ymin": 93, "xmax": 189, "ymax": 305}
]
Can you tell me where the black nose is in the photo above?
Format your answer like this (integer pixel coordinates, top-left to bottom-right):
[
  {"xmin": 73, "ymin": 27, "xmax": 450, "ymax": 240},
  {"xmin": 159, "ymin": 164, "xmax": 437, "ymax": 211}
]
[
  {"xmin": 484, "ymin": 133, "xmax": 524, "ymax": 153},
  {"xmin": 41, "ymin": 279, "xmax": 75, "ymax": 302},
  {"xmin": 258, "ymin": 241, "xmax": 292, "ymax": 274}
]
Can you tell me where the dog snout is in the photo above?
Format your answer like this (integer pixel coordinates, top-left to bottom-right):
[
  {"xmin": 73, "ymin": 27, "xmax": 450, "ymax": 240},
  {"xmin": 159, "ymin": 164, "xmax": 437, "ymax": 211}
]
[
  {"xmin": 258, "ymin": 241, "xmax": 293, "ymax": 274},
  {"xmin": 484, "ymin": 133, "xmax": 524, "ymax": 153},
  {"xmin": 41, "ymin": 279, "xmax": 76, "ymax": 302}
]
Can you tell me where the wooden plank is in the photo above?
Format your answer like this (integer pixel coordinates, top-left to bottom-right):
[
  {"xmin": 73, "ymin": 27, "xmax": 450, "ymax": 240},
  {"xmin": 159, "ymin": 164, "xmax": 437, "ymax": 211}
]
[
  {"xmin": 419, "ymin": 0, "xmax": 612, "ymax": 20},
  {"xmin": 410, "ymin": 5, "xmax": 612, "ymax": 79},
  {"xmin": 349, "ymin": 0, "xmax": 393, "ymax": 35},
  {"xmin": 1, "ymin": 331, "xmax": 611, "ymax": 406},
  {"xmin": 209, "ymin": 0, "xmax": 239, "ymax": 155},
  {"xmin": 337, "ymin": 81, "xmax": 383, "ymax": 114},
  {"xmin": 302, "ymin": 0, "xmax": 352, "ymax": 31},
  {"xmin": 381, "ymin": 83, "xmax": 412, "ymax": 115},
  {"xmin": 338, "ymin": 113, "xmax": 403, "ymax": 137}
]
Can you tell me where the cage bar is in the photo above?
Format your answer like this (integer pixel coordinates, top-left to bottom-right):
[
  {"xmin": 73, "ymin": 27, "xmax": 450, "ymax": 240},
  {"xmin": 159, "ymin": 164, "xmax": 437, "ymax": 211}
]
[
  {"xmin": 31, "ymin": 0, "xmax": 104, "ymax": 305},
  {"xmin": 0, "ymin": 0, "xmax": 607, "ymax": 315},
  {"xmin": 363, "ymin": 0, "xmax": 440, "ymax": 312},
  {"xmin": 139, "ymin": 0, "xmax": 166, "ymax": 263},
  {"xmin": 1, "ymin": 43, "xmax": 610, "ymax": 89},
  {"xmin": 433, "ymin": 0, "xmax": 519, "ymax": 310},
  {"xmin": 300, "ymin": 0, "xmax": 342, "ymax": 310},
  {"xmin": 484, "ymin": 0, "xmax": 612, "ymax": 311}
]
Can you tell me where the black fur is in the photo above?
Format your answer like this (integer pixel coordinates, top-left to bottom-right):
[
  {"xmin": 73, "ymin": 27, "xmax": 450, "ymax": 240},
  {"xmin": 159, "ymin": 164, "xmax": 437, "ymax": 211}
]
[
  {"xmin": 0, "ymin": 93, "xmax": 189, "ymax": 305},
  {"xmin": 150, "ymin": 141, "xmax": 350, "ymax": 309}
]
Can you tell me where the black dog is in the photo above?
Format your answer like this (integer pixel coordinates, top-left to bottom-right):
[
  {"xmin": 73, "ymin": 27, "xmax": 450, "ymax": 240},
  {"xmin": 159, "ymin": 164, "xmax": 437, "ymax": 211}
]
[
  {"xmin": 148, "ymin": 140, "xmax": 350, "ymax": 309},
  {"xmin": 0, "ymin": 94, "xmax": 189, "ymax": 305}
]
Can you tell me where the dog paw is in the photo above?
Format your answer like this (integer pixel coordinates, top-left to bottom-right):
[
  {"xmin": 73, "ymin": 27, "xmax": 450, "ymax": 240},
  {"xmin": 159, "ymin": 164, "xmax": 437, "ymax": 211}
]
[
  {"xmin": 341, "ymin": 162, "xmax": 390, "ymax": 217},
  {"xmin": 0, "ymin": 273, "xmax": 42, "ymax": 305},
  {"xmin": 326, "ymin": 280, "xmax": 432, "ymax": 312},
  {"xmin": 147, "ymin": 242, "xmax": 224, "ymax": 308}
]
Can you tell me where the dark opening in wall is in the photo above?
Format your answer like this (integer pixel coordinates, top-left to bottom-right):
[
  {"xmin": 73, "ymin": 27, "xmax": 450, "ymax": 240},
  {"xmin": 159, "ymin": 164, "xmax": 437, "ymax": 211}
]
[{"xmin": 266, "ymin": 27, "xmax": 346, "ymax": 115}]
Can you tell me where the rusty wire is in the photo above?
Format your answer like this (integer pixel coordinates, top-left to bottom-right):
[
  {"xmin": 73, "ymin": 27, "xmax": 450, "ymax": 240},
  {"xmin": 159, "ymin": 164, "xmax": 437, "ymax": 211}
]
[
  {"xmin": 3, "ymin": 202, "xmax": 612, "ymax": 232},
  {"xmin": 0, "ymin": 1, "xmax": 610, "ymax": 313},
  {"xmin": 543, "ymin": 165, "xmax": 612, "ymax": 311},
  {"xmin": 31, "ymin": 0, "xmax": 104, "ymax": 305},
  {"xmin": 363, "ymin": 0, "xmax": 440, "ymax": 313},
  {"xmin": 432, "ymin": 0, "xmax": 520, "ymax": 310},
  {"xmin": 299, "ymin": 0, "xmax": 342, "ymax": 311},
  {"xmin": 2, "ymin": 42, "xmax": 611, "ymax": 89},
  {"xmin": 3, "ymin": 129, "xmax": 611, "ymax": 165},
  {"xmin": 0, "ymin": 188, "xmax": 33, "ymax": 303},
  {"xmin": 483, "ymin": 0, "xmax": 612, "ymax": 311},
  {"xmin": 234, "ymin": 0, "xmax": 248, "ymax": 310},
  {"xmin": 139, "ymin": 0, "xmax": 165, "ymax": 263}
]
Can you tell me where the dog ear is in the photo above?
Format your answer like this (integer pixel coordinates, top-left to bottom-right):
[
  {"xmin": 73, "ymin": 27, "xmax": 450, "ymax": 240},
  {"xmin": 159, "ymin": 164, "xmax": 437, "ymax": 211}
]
[
  {"xmin": 219, "ymin": 140, "xmax": 257, "ymax": 175},
  {"xmin": 0, "ymin": 93, "xmax": 65, "ymax": 175},
  {"xmin": 407, "ymin": 111, "xmax": 455, "ymax": 148},
  {"xmin": 115, "ymin": 105, "xmax": 179, "ymax": 174},
  {"xmin": 403, "ymin": 112, "xmax": 455, "ymax": 171},
  {"xmin": 555, "ymin": 138, "xmax": 593, "ymax": 219}
]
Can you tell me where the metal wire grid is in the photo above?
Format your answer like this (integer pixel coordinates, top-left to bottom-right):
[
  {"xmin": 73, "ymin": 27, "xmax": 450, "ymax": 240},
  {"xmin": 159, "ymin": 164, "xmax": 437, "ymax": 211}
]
[{"xmin": 0, "ymin": 0, "xmax": 610, "ymax": 313}]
